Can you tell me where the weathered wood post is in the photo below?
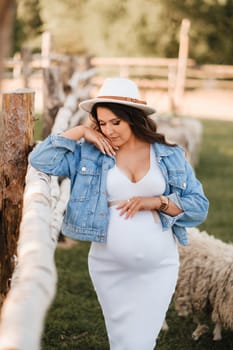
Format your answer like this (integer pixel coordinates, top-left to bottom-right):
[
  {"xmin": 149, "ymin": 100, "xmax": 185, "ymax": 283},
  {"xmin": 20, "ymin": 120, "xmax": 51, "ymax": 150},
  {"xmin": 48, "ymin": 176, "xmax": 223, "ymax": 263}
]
[
  {"xmin": 21, "ymin": 47, "xmax": 32, "ymax": 88},
  {"xmin": 41, "ymin": 31, "xmax": 51, "ymax": 69},
  {"xmin": 173, "ymin": 18, "xmax": 191, "ymax": 114},
  {"xmin": 0, "ymin": 88, "xmax": 34, "ymax": 304},
  {"xmin": 42, "ymin": 66, "xmax": 65, "ymax": 138}
]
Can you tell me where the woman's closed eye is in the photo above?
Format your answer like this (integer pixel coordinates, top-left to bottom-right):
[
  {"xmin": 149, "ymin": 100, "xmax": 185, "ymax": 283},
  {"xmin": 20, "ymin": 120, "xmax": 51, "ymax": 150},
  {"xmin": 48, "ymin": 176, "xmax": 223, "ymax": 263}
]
[
  {"xmin": 112, "ymin": 120, "xmax": 121, "ymax": 125},
  {"xmin": 99, "ymin": 119, "xmax": 121, "ymax": 127}
]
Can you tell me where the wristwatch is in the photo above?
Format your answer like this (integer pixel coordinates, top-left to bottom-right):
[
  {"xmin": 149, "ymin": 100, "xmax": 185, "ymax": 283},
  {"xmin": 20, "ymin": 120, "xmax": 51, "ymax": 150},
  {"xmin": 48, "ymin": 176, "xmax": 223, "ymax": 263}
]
[{"xmin": 159, "ymin": 195, "xmax": 169, "ymax": 211}]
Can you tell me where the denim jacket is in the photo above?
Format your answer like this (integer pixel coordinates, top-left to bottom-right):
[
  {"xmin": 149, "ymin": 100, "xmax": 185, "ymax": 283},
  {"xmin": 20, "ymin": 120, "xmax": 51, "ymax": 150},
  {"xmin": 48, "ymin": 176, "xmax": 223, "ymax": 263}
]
[{"xmin": 29, "ymin": 135, "xmax": 209, "ymax": 246}]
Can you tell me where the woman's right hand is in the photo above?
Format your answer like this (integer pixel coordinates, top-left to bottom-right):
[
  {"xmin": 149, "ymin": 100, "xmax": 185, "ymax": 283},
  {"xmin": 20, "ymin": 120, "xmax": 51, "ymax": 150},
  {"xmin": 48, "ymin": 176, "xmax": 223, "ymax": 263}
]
[
  {"xmin": 61, "ymin": 125, "xmax": 117, "ymax": 156},
  {"xmin": 83, "ymin": 126, "xmax": 117, "ymax": 156}
]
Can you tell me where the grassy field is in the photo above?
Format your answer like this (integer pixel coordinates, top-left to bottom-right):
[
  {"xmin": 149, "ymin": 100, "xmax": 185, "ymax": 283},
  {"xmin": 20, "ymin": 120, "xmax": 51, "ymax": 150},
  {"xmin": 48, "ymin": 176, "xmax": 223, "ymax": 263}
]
[{"xmin": 41, "ymin": 118, "xmax": 233, "ymax": 350}]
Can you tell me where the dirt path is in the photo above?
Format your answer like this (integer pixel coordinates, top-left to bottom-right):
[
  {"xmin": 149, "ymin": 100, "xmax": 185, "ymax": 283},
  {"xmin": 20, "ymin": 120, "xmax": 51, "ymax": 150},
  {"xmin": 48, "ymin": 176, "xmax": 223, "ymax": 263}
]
[{"xmin": 146, "ymin": 88, "xmax": 233, "ymax": 121}]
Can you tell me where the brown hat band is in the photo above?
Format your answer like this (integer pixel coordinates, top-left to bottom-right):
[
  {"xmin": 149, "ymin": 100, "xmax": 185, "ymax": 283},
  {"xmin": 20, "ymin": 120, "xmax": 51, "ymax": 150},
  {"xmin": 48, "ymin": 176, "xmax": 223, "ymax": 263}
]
[{"xmin": 97, "ymin": 95, "xmax": 147, "ymax": 105}]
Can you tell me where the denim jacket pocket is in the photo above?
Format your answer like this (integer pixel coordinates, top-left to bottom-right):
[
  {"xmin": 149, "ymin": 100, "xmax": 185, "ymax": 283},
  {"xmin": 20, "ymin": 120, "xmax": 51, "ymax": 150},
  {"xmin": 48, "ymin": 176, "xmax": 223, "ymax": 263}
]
[
  {"xmin": 167, "ymin": 170, "xmax": 187, "ymax": 195},
  {"xmin": 71, "ymin": 160, "xmax": 100, "ymax": 202}
]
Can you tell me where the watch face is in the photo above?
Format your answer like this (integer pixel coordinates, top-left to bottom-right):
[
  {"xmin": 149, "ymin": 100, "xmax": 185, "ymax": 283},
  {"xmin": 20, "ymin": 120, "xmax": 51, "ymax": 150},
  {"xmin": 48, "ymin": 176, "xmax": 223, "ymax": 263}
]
[
  {"xmin": 159, "ymin": 196, "xmax": 169, "ymax": 211},
  {"xmin": 161, "ymin": 196, "xmax": 168, "ymax": 204}
]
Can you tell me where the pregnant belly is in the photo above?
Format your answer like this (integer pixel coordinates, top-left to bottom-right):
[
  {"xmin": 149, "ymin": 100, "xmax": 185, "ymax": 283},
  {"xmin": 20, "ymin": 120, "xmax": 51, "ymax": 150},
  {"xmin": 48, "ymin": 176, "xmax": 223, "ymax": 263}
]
[{"xmin": 97, "ymin": 208, "xmax": 178, "ymax": 271}]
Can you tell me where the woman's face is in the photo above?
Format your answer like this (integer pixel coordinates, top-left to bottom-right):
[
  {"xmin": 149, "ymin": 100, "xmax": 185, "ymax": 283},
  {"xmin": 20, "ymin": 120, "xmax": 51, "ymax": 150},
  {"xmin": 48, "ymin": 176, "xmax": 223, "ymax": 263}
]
[{"xmin": 97, "ymin": 106, "xmax": 134, "ymax": 148}]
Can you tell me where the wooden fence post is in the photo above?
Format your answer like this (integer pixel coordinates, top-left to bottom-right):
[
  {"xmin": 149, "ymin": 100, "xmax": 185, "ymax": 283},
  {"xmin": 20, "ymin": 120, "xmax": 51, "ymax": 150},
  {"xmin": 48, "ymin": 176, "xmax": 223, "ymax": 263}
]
[
  {"xmin": 21, "ymin": 47, "xmax": 32, "ymax": 88},
  {"xmin": 0, "ymin": 88, "xmax": 34, "ymax": 304},
  {"xmin": 41, "ymin": 31, "xmax": 51, "ymax": 68},
  {"xmin": 43, "ymin": 67, "xmax": 65, "ymax": 138},
  {"xmin": 173, "ymin": 18, "xmax": 191, "ymax": 114}
]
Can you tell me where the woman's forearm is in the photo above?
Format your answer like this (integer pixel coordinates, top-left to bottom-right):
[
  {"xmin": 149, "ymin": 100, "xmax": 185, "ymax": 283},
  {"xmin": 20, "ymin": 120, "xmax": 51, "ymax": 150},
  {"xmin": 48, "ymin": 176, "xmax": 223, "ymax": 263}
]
[
  {"xmin": 61, "ymin": 125, "xmax": 85, "ymax": 140},
  {"xmin": 117, "ymin": 196, "xmax": 183, "ymax": 219},
  {"xmin": 159, "ymin": 198, "xmax": 183, "ymax": 216},
  {"xmin": 150, "ymin": 196, "xmax": 183, "ymax": 217},
  {"xmin": 61, "ymin": 125, "xmax": 117, "ymax": 157}
]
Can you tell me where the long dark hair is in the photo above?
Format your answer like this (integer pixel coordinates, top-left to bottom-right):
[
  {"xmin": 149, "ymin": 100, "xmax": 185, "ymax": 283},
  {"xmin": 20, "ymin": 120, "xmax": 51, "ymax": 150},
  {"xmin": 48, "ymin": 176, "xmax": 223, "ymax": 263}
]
[{"xmin": 90, "ymin": 102, "xmax": 176, "ymax": 146}]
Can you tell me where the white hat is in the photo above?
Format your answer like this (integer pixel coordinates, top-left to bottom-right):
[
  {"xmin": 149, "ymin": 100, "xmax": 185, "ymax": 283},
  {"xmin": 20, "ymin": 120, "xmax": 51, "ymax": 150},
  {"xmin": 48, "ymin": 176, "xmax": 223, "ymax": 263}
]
[{"xmin": 79, "ymin": 77, "xmax": 156, "ymax": 115}]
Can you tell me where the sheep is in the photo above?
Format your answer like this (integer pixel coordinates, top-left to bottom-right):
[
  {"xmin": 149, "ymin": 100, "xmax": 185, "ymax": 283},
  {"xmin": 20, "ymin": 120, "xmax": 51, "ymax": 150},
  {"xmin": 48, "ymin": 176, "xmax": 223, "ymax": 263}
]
[{"xmin": 164, "ymin": 227, "xmax": 233, "ymax": 341}]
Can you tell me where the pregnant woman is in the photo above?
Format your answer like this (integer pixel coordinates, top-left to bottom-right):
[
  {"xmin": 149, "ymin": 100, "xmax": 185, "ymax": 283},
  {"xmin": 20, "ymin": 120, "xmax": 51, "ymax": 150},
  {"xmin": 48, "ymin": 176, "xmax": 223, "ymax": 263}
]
[{"xmin": 30, "ymin": 77, "xmax": 209, "ymax": 349}]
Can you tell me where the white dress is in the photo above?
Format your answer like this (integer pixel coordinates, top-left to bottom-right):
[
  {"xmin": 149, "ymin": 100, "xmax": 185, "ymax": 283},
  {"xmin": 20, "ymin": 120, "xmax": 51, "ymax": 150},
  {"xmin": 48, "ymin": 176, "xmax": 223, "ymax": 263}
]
[{"xmin": 88, "ymin": 145, "xmax": 179, "ymax": 350}]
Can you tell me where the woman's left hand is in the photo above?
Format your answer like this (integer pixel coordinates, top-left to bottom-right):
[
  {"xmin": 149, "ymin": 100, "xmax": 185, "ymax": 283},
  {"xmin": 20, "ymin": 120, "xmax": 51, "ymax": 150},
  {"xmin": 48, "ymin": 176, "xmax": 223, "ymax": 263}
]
[{"xmin": 116, "ymin": 196, "xmax": 159, "ymax": 219}]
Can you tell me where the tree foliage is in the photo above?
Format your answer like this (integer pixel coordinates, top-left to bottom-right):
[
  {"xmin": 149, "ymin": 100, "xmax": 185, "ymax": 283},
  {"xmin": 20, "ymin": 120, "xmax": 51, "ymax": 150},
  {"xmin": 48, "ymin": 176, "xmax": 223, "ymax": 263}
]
[
  {"xmin": 15, "ymin": 0, "xmax": 43, "ymax": 51},
  {"xmin": 14, "ymin": 0, "xmax": 233, "ymax": 64},
  {"xmin": 162, "ymin": 0, "xmax": 233, "ymax": 63},
  {"xmin": 81, "ymin": 0, "xmax": 173, "ymax": 57},
  {"xmin": 40, "ymin": 0, "xmax": 87, "ymax": 54}
]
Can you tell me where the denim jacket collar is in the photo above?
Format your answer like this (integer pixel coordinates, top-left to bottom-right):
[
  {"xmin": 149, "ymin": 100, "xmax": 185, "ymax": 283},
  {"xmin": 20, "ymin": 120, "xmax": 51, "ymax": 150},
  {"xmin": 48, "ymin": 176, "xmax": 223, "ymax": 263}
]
[
  {"xmin": 81, "ymin": 140, "xmax": 175, "ymax": 160},
  {"xmin": 81, "ymin": 141, "xmax": 115, "ymax": 169},
  {"xmin": 80, "ymin": 141, "xmax": 100, "ymax": 160},
  {"xmin": 153, "ymin": 143, "xmax": 175, "ymax": 158},
  {"xmin": 80, "ymin": 141, "xmax": 176, "ymax": 173}
]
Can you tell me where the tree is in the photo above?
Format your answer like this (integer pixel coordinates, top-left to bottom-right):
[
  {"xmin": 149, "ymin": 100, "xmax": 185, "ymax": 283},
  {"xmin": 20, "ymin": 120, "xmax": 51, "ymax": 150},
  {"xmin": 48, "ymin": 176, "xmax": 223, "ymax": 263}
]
[
  {"xmin": 0, "ymin": 0, "xmax": 16, "ymax": 82},
  {"xmin": 82, "ymin": 0, "xmax": 166, "ymax": 57},
  {"xmin": 162, "ymin": 0, "xmax": 233, "ymax": 64},
  {"xmin": 13, "ymin": 0, "xmax": 233, "ymax": 64},
  {"xmin": 40, "ymin": 0, "xmax": 87, "ymax": 54},
  {"xmin": 14, "ymin": 0, "xmax": 43, "ymax": 52}
]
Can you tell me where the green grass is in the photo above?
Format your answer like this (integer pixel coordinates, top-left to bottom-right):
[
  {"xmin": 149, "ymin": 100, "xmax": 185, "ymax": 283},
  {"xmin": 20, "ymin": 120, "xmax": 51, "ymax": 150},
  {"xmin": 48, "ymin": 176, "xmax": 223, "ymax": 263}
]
[
  {"xmin": 42, "ymin": 119, "xmax": 233, "ymax": 350},
  {"xmin": 196, "ymin": 119, "xmax": 233, "ymax": 242},
  {"xmin": 34, "ymin": 113, "xmax": 43, "ymax": 141}
]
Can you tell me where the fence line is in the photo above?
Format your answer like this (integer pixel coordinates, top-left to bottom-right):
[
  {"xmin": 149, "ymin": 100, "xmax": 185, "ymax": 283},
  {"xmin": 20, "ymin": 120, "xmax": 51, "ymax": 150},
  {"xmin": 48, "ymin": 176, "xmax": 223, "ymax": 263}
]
[
  {"xmin": 0, "ymin": 167, "xmax": 57, "ymax": 350},
  {"xmin": 2, "ymin": 52, "xmax": 232, "ymax": 117},
  {"xmin": 91, "ymin": 57, "xmax": 233, "ymax": 89},
  {"xmin": 3, "ymin": 53, "xmax": 233, "ymax": 90}
]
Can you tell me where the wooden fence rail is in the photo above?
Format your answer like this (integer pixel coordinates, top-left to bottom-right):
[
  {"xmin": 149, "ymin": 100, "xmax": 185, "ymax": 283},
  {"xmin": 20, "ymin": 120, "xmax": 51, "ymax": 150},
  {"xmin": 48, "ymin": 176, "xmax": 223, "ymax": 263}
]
[
  {"xmin": 0, "ymin": 64, "xmax": 94, "ymax": 349},
  {"xmin": 0, "ymin": 167, "xmax": 57, "ymax": 350},
  {"xmin": 2, "ymin": 53, "xmax": 233, "ymax": 90},
  {"xmin": 1, "ymin": 48, "xmax": 233, "ymax": 118},
  {"xmin": 91, "ymin": 57, "xmax": 233, "ymax": 90}
]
